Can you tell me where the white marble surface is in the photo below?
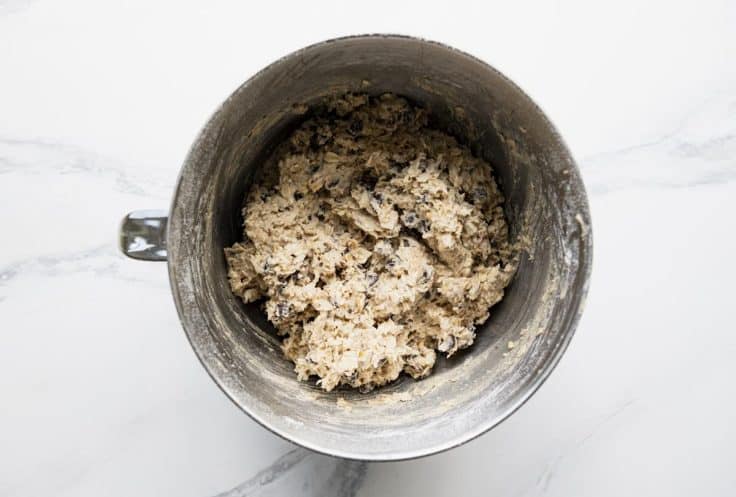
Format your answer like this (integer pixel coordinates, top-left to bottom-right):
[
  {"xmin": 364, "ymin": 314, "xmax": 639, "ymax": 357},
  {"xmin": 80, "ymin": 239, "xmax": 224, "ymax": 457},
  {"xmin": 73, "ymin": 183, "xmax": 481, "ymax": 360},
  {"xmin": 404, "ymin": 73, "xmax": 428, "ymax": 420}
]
[{"xmin": 1, "ymin": 1, "xmax": 735, "ymax": 495}]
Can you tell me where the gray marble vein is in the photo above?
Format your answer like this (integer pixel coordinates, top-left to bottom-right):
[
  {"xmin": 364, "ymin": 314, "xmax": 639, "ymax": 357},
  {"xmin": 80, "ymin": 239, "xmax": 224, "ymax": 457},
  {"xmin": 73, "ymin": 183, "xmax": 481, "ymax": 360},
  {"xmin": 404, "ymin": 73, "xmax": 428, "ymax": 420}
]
[
  {"xmin": 0, "ymin": 244, "xmax": 110, "ymax": 284},
  {"xmin": 522, "ymin": 399, "xmax": 637, "ymax": 496},
  {"xmin": 0, "ymin": 243, "xmax": 161, "ymax": 291},
  {"xmin": 582, "ymin": 91, "xmax": 736, "ymax": 194},
  {"xmin": 0, "ymin": 137, "xmax": 172, "ymax": 198},
  {"xmin": 212, "ymin": 449, "xmax": 368, "ymax": 497}
]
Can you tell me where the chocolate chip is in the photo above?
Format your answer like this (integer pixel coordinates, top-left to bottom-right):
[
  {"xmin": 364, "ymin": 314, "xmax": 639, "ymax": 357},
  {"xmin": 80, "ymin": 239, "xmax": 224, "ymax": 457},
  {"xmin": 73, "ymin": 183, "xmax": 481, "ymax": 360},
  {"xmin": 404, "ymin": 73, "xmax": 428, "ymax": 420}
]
[
  {"xmin": 348, "ymin": 118, "xmax": 363, "ymax": 135},
  {"xmin": 327, "ymin": 178, "xmax": 340, "ymax": 189},
  {"xmin": 293, "ymin": 191, "xmax": 303, "ymax": 200},
  {"xmin": 276, "ymin": 302, "xmax": 291, "ymax": 319},
  {"xmin": 309, "ymin": 163, "xmax": 321, "ymax": 174},
  {"xmin": 358, "ymin": 171, "xmax": 378, "ymax": 191},
  {"xmin": 471, "ymin": 186, "xmax": 488, "ymax": 203},
  {"xmin": 402, "ymin": 212, "xmax": 416, "ymax": 225},
  {"xmin": 402, "ymin": 239, "xmax": 410, "ymax": 247},
  {"xmin": 389, "ymin": 158, "xmax": 407, "ymax": 172},
  {"xmin": 309, "ymin": 134, "xmax": 321, "ymax": 151}
]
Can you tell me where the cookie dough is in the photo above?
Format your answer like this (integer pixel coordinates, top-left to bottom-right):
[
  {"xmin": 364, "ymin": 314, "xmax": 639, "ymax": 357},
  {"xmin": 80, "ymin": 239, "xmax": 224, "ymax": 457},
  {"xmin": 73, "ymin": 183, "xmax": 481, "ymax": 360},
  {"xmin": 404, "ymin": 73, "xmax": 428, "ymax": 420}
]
[{"xmin": 225, "ymin": 93, "xmax": 517, "ymax": 392}]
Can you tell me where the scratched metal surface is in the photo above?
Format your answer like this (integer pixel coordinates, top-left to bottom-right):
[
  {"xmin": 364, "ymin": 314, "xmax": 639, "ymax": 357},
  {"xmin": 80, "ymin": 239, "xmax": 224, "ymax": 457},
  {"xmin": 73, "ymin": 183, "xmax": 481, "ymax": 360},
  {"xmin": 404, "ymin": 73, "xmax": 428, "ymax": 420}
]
[{"xmin": 167, "ymin": 35, "xmax": 591, "ymax": 461}]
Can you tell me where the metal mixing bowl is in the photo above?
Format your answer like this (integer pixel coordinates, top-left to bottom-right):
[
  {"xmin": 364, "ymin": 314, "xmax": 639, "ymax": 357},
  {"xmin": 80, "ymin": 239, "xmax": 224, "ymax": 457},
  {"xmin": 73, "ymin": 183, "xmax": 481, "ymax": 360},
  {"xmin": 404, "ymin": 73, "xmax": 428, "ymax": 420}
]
[{"xmin": 120, "ymin": 35, "xmax": 592, "ymax": 461}]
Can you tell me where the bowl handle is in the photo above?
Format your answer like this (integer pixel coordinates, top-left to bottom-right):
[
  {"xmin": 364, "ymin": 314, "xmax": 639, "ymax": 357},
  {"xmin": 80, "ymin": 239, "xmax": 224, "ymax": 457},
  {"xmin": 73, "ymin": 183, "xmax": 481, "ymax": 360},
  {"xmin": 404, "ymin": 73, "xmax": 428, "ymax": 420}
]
[{"xmin": 119, "ymin": 210, "xmax": 168, "ymax": 261}]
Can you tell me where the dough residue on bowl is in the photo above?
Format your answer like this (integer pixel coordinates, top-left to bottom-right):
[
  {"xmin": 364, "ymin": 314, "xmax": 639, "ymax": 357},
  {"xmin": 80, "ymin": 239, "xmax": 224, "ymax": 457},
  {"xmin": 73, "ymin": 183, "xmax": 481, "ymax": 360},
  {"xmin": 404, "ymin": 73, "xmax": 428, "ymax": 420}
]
[{"xmin": 225, "ymin": 93, "xmax": 517, "ymax": 392}]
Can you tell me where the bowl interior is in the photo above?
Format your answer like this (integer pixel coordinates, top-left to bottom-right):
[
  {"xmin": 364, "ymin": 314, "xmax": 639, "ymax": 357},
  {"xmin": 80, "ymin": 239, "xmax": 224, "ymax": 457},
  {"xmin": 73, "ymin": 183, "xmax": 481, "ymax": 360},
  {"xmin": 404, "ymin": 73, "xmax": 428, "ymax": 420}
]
[{"xmin": 168, "ymin": 36, "xmax": 591, "ymax": 460}]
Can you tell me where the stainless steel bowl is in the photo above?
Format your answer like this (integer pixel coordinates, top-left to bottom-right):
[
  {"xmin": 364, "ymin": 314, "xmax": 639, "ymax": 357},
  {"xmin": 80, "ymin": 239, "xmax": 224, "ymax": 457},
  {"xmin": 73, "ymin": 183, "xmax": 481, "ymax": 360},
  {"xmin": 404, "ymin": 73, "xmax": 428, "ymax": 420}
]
[{"xmin": 120, "ymin": 35, "xmax": 592, "ymax": 461}]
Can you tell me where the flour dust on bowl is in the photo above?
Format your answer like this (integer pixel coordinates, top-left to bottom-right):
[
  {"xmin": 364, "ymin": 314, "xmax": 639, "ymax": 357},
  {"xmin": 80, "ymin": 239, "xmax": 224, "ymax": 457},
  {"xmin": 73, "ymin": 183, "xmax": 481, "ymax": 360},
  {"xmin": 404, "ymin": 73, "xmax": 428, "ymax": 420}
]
[{"xmin": 119, "ymin": 35, "xmax": 592, "ymax": 461}]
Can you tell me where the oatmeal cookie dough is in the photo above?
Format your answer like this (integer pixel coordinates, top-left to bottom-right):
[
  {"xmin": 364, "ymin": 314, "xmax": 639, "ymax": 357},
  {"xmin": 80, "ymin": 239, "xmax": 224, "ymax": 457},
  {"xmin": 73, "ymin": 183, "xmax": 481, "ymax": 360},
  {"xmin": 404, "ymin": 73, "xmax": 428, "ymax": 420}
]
[{"xmin": 225, "ymin": 93, "xmax": 517, "ymax": 392}]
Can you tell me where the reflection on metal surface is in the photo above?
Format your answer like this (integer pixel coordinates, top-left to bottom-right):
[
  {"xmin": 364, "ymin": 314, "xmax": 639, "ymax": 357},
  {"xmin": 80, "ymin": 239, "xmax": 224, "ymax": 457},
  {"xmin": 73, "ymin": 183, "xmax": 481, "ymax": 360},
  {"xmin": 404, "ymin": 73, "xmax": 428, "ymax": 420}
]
[{"xmin": 119, "ymin": 210, "xmax": 168, "ymax": 261}]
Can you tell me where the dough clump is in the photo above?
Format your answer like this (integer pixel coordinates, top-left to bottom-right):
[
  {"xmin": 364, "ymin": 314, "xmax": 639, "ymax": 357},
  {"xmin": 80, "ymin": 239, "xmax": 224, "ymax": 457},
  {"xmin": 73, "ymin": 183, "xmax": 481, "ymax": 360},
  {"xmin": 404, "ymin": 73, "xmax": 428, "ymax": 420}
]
[{"xmin": 225, "ymin": 93, "xmax": 517, "ymax": 392}]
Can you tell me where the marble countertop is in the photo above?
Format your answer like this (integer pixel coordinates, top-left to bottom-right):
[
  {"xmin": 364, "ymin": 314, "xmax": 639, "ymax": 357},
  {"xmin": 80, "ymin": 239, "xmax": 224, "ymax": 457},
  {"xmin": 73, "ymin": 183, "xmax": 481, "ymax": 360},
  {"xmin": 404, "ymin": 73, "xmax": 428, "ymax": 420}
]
[{"xmin": 2, "ymin": 1, "xmax": 735, "ymax": 495}]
